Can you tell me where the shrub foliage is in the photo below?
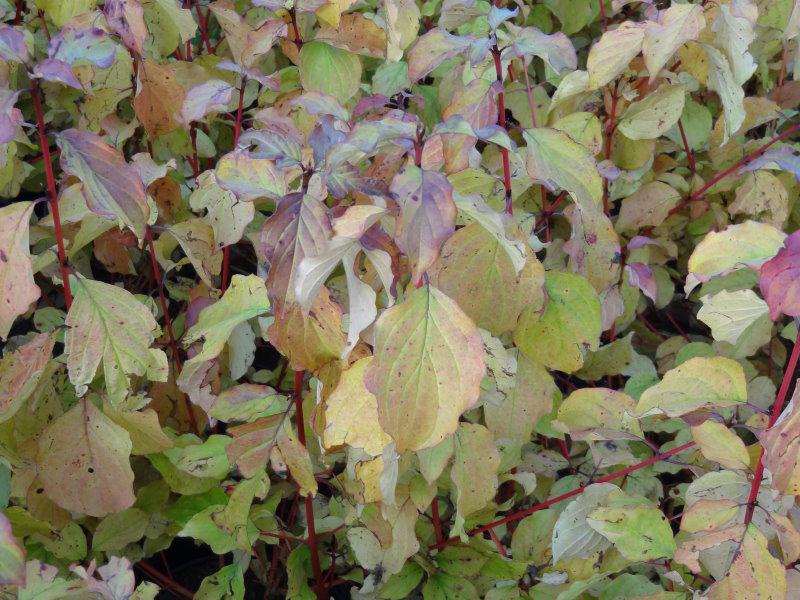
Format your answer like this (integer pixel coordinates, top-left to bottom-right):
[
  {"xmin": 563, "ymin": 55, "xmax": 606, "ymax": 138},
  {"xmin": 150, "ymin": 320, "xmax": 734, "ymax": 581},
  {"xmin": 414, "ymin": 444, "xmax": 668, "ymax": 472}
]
[{"xmin": 0, "ymin": 0, "xmax": 799, "ymax": 598}]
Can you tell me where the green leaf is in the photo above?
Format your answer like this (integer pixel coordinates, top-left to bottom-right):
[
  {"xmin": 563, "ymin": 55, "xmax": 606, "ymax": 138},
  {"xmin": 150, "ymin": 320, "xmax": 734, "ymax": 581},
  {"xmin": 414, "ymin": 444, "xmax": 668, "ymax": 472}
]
[
  {"xmin": 183, "ymin": 274, "xmax": 271, "ymax": 364},
  {"xmin": 0, "ymin": 511, "xmax": 24, "ymax": 585},
  {"xmin": 450, "ymin": 423, "xmax": 500, "ymax": 537},
  {"xmin": 617, "ymin": 84, "xmax": 685, "ymax": 141},
  {"xmin": 586, "ymin": 493, "xmax": 676, "ymax": 561},
  {"xmin": 514, "ymin": 271, "xmax": 602, "ymax": 373},
  {"xmin": 92, "ymin": 507, "xmax": 149, "ymax": 551},
  {"xmin": 635, "ymin": 356, "xmax": 747, "ymax": 417},
  {"xmin": 523, "ymin": 127, "xmax": 603, "ymax": 209},
  {"xmin": 65, "ymin": 276, "xmax": 164, "ymax": 404},
  {"xmin": 299, "ymin": 42, "xmax": 362, "ymax": 103},
  {"xmin": 195, "ymin": 564, "xmax": 245, "ymax": 600}
]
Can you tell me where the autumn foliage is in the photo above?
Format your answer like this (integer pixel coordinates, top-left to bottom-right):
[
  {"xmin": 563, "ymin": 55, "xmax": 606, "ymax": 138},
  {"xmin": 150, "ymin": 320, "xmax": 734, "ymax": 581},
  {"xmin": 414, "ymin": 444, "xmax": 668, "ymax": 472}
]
[{"xmin": 1, "ymin": 0, "xmax": 800, "ymax": 598}]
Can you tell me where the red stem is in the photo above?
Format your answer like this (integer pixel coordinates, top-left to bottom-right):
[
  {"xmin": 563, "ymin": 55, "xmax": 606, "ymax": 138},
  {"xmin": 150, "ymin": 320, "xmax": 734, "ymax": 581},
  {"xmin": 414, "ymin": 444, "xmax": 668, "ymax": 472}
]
[
  {"xmin": 431, "ymin": 497, "xmax": 444, "ymax": 547},
  {"xmin": 491, "ymin": 46, "xmax": 513, "ymax": 214},
  {"xmin": 599, "ymin": 0, "xmax": 607, "ymax": 31},
  {"xmin": 432, "ymin": 441, "xmax": 696, "ymax": 549},
  {"xmin": 293, "ymin": 371, "xmax": 325, "ymax": 600},
  {"xmin": 31, "ymin": 80, "xmax": 72, "ymax": 310},
  {"xmin": 289, "ymin": 9, "xmax": 303, "ymax": 49},
  {"xmin": 677, "ymin": 119, "xmax": 696, "ymax": 174},
  {"xmin": 744, "ymin": 328, "xmax": 800, "ymax": 525},
  {"xmin": 669, "ymin": 122, "xmax": 800, "ymax": 217},
  {"xmin": 13, "ymin": 0, "xmax": 24, "ymax": 24},
  {"xmin": 196, "ymin": 5, "xmax": 213, "ymax": 55},
  {"xmin": 488, "ymin": 528, "xmax": 508, "ymax": 557},
  {"xmin": 602, "ymin": 87, "xmax": 618, "ymax": 214}
]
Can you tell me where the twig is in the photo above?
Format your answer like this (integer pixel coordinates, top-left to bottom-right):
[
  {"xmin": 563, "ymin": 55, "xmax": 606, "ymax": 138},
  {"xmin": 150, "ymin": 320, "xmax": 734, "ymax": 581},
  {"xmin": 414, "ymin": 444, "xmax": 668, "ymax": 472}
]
[
  {"xmin": 677, "ymin": 119, "xmax": 696, "ymax": 174},
  {"xmin": 31, "ymin": 80, "xmax": 72, "ymax": 310},
  {"xmin": 491, "ymin": 45, "xmax": 513, "ymax": 214}
]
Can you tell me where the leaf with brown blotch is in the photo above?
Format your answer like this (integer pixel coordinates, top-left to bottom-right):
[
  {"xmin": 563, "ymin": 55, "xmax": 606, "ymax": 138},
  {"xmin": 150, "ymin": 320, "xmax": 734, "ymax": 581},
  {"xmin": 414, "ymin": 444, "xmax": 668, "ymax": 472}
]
[
  {"xmin": 132, "ymin": 59, "xmax": 185, "ymax": 137},
  {"xmin": 365, "ymin": 283, "xmax": 485, "ymax": 452},
  {"xmin": 390, "ymin": 165, "xmax": 456, "ymax": 285},
  {"xmin": 0, "ymin": 202, "xmax": 40, "ymax": 340},
  {"xmin": 760, "ymin": 387, "xmax": 800, "ymax": 496},
  {"xmin": 58, "ymin": 129, "xmax": 151, "ymax": 240},
  {"xmin": 37, "ymin": 398, "xmax": 135, "ymax": 517}
]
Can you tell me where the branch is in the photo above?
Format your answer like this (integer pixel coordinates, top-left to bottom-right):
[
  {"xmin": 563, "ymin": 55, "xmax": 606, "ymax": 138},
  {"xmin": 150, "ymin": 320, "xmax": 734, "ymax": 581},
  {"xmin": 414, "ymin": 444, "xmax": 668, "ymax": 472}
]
[
  {"xmin": 491, "ymin": 45, "xmax": 513, "ymax": 214},
  {"xmin": 743, "ymin": 326, "xmax": 800, "ymax": 525},
  {"xmin": 31, "ymin": 80, "xmax": 72, "ymax": 310},
  {"xmin": 432, "ymin": 441, "xmax": 696, "ymax": 549}
]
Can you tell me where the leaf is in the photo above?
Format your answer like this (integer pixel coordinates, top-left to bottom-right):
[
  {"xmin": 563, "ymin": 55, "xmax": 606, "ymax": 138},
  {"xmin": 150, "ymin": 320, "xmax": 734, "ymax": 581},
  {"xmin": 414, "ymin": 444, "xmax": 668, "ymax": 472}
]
[
  {"xmin": 706, "ymin": 525, "xmax": 786, "ymax": 600},
  {"xmin": 183, "ymin": 274, "xmax": 271, "ymax": 364},
  {"xmin": 322, "ymin": 357, "xmax": 392, "ymax": 456},
  {"xmin": 523, "ymin": 127, "xmax": 603, "ymax": 210},
  {"xmin": 141, "ymin": 0, "xmax": 196, "ymax": 58},
  {"xmin": 0, "ymin": 511, "xmax": 24, "ymax": 585},
  {"xmin": 0, "ymin": 331, "xmax": 55, "ymax": 422},
  {"xmin": 564, "ymin": 204, "xmax": 621, "ymax": 293},
  {"xmin": 299, "ymin": 41, "xmax": 362, "ymax": 104},
  {"xmin": 406, "ymin": 28, "xmax": 473, "ymax": 81},
  {"xmin": 92, "ymin": 507, "xmax": 149, "ymax": 551},
  {"xmin": 617, "ymin": 84, "xmax": 685, "ymax": 141},
  {"xmin": 104, "ymin": 0, "xmax": 148, "ymax": 55},
  {"xmin": 132, "ymin": 60, "xmax": 185, "ymax": 138},
  {"xmin": 195, "ymin": 565, "xmax": 245, "ymax": 600},
  {"xmin": 697, "ymin": 289, "xmax": 770, "ymax": 344},
  {"xmin": 429, "ymin": 223, "xmax": 544, "ymax": 335},
  {"xmin": 642, "ymin": 3, "xmax": 705, "ymax": 82},
  {"xmin": 260, "ymin": 193, "xmax": 332, "ymax": 315},
  {"xmin": 552, "ymin": 483, "xmax": 618, "ymax": 563},
  {"xmin": 484, "ymin": 354, "xmax": 556, "ymax": 443},
  {"xmin": 761, "ymin": 388, "xmax": 800, "ymax": 495},
  {"xmin": 57, "ymin": 129, "xmax": 150, "ymax": 239},
  {"xmin": 635, "ymin": 356, "xmax": 747, "ymax": 417},
  {"xmin": 703, "ymin": 44, "xmax": 745, "ymax": 143},
  {"xmin": 501, "ymin": 24, "xmax": 577, "ymax": 73},
  {"xmin": 690, "ymin": 420, "xmax": 750, "ymax": 470},
  {"xmin": 686, "ymin": 221, "xmax": 786, "ymax": 293},
  {"xmin": 711, "ymin": 0, "xmax": 757, "ymax": 87},
  {"xmin": 390, "ymin": 165, "xmax": 457, "ymax": 284},
  {"xmin": 365, "ymin": 284, "xmax": 485, "ymax": 452},
  {"xmin": 586, "ymin": 22, "xmax": 644, "ymax": 90},
  {"xmin": 382, "ymin": 0, "xmax": 420, "ymax": 62},
  {"xmin": 190, "ymin": 172, "xmax": 255, "ymax": 249},
  {"xmin": 276, "ymin": 423, "xmax": 318, "ymax": 497},
  {"xmin": 556, "ymin": 388, "xmax": 643, "ymax": 441},
  {"xmin": 759, "ymin": 230, "xmax": 800, "ymax": 320},
  {"xmin": 615, "ymin": 181, "xmax": 681, "ymax": 233},
  {"xmin": 37, "ymin": 399, "xmax": 135, "ymax": 517},
  {"xmin": 0, "ymin": 202, "xmax": 40, "ymax": 340},
  {"xmin": 316, "ymin": 13, "xmax": 387, "ymax": 58},
  {"xmin": 215, "ymin": 150, "xmax": 286, "ymax": 202},
  {"xmin": 65, "ymin": 276, "xmax": 163, "ymax": 404},
  {"xmin": 586, "ymin": 493, "xmax": 676, "ymax": 562},
  {"xmin": 514, "ymin": 271, "xmax": 602, "ymax": 373},
  {"xmin": 266, "ymin": 286, "xmax": 345, "ymax": 372},
  {"xmin": 450, "ymin": 423, "xmax": 500, "ymax": 537}
]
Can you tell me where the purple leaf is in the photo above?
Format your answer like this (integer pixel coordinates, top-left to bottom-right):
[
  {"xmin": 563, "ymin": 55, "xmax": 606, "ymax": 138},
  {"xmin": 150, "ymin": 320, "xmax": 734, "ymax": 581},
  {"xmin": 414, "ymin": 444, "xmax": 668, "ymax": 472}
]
[
  {"xmin": 49, "ymin": 27, "xmax": 118, "ymax": 69},
  {"xmin": 180, "ymin": 79, "xmax": 235, "ymax": 126},
  {"xmin": 0, "ymin": 88, "xmax": 22, "ymax": 144},
  {"xmin": 31, "ymin": 59, "xmax": 82, "ymax": 90},
  {"xmin": 760, "ymin": 230, "xmax": 800, "ymax": 320},
  {"xmin": 0, "ymin": 25, "xmax": 29, "ymax": 64},
  {"xmin": 406, "ymin": 29, "xmax": 474, "ymax": 81},
  {"xmin": 740, "ymin": 147, "xmax": 800, "ymax": 183},
  {"xmin": 104, "ymin": 0, "xmax": 148, "ymax": 56},
  {"xmin": 625, "ymin": 262, "xmax": 657, "ymax": 303},
  {"xmin": 57, "ymin": 129, "xmax": 150, "ymax": 239}
]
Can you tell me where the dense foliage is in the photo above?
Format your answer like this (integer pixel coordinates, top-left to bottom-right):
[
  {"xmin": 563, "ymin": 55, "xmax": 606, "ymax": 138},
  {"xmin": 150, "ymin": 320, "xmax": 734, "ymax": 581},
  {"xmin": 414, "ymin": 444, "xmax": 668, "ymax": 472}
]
[{"xmin": 0, "ymin": 0, "xmax": 799, "ymax": 597}]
